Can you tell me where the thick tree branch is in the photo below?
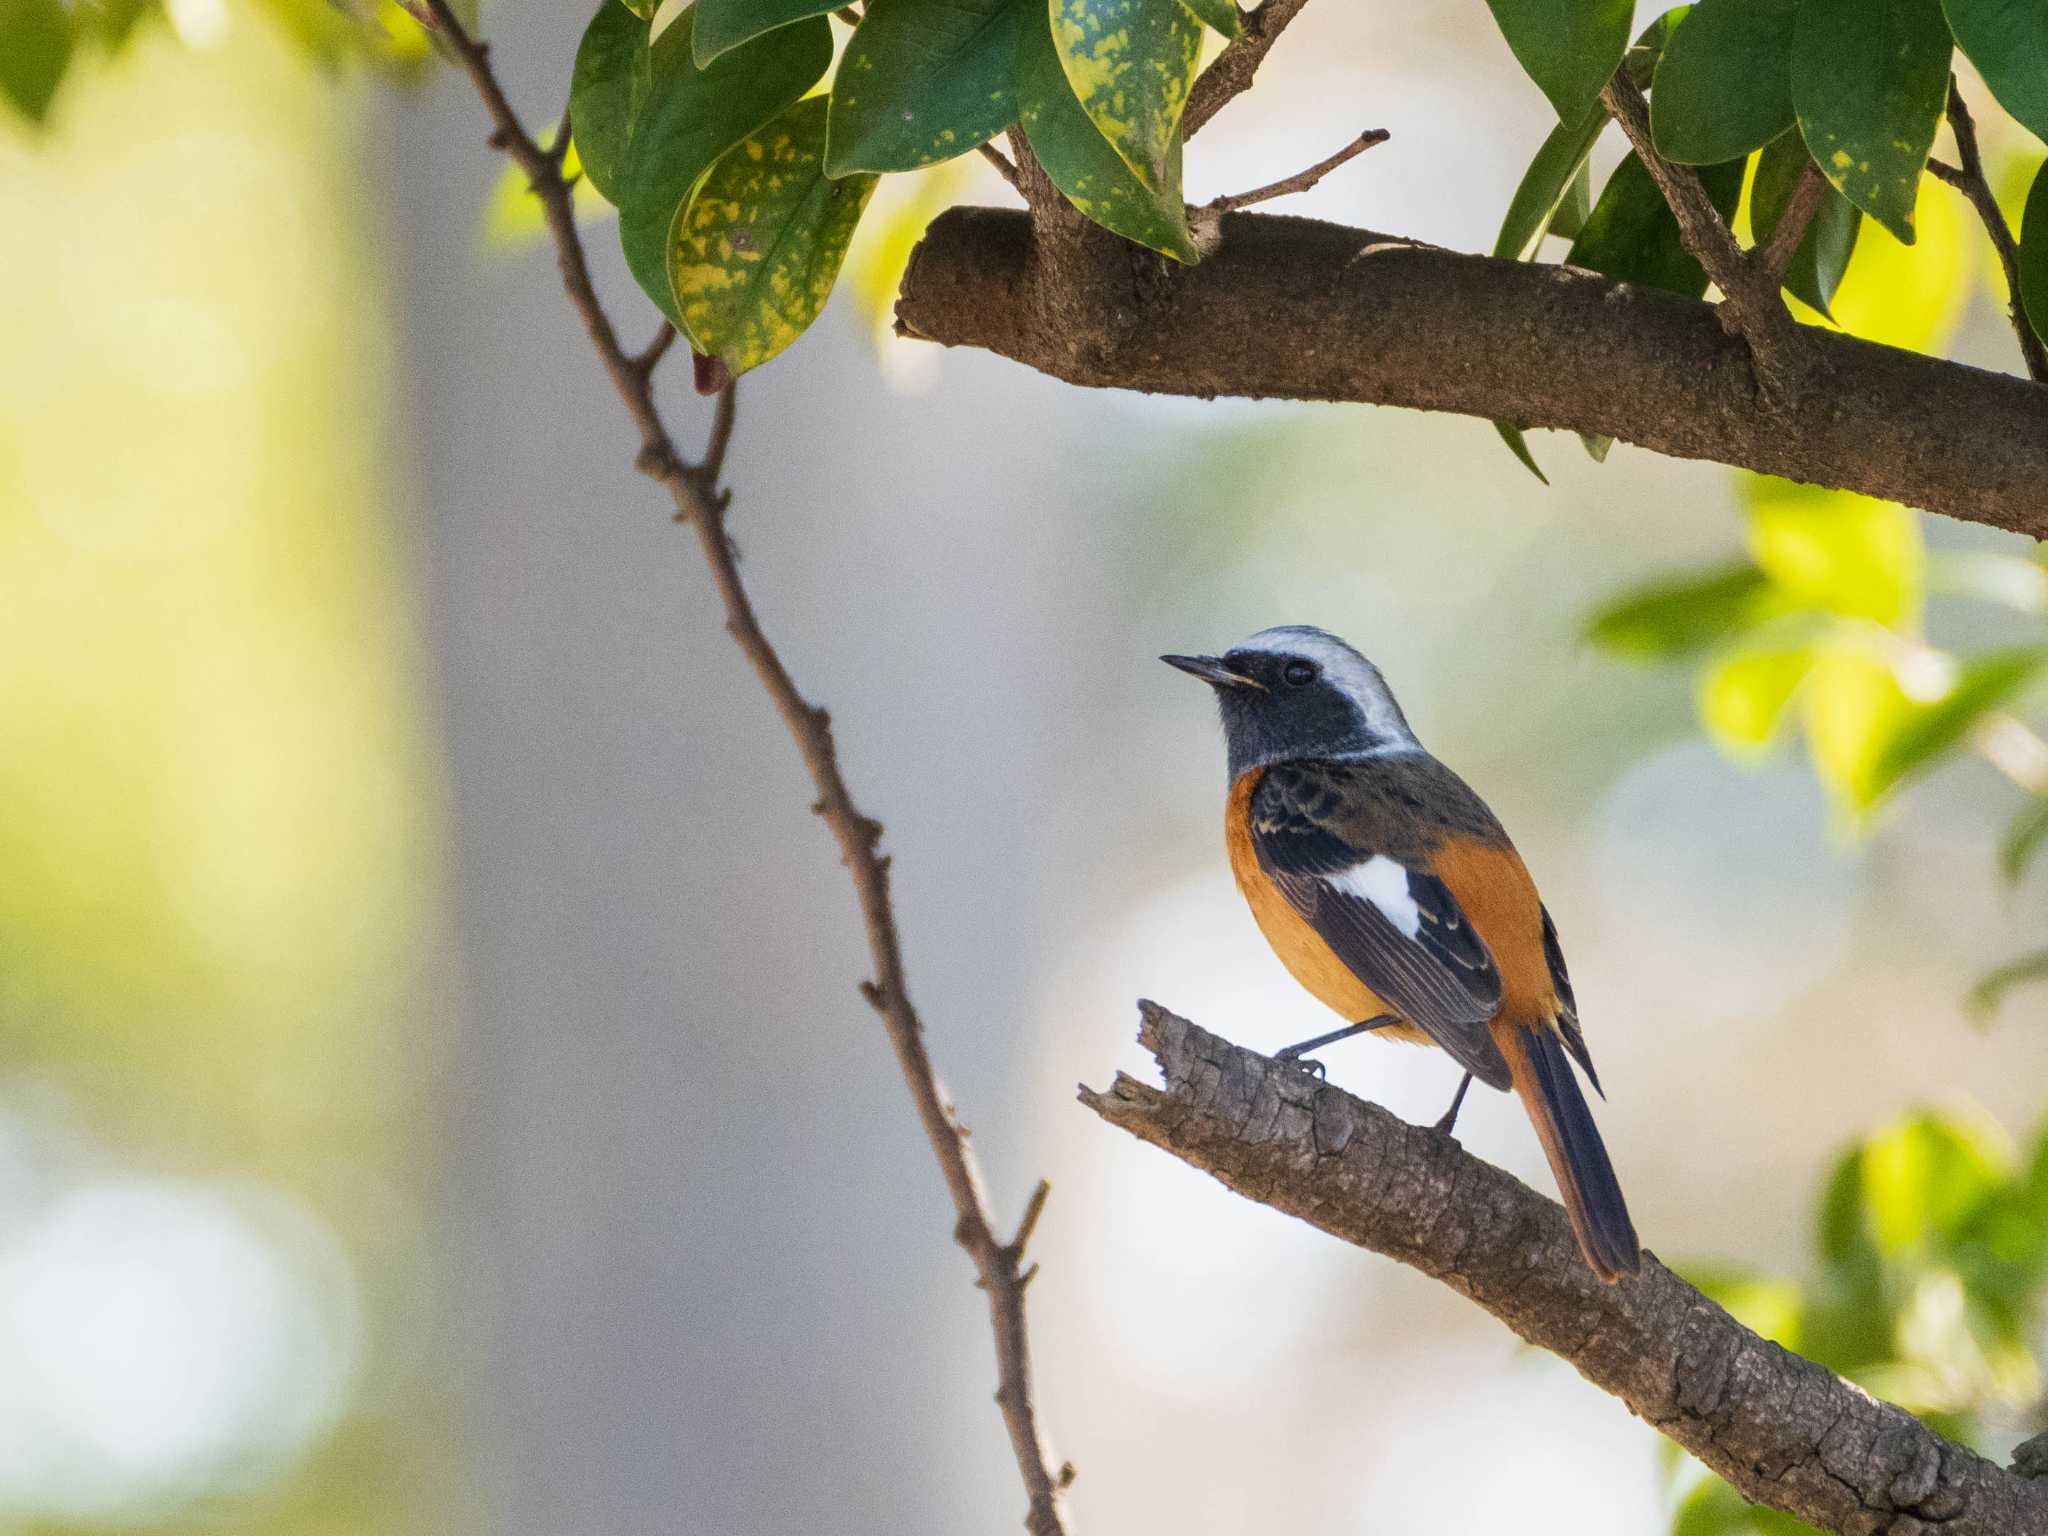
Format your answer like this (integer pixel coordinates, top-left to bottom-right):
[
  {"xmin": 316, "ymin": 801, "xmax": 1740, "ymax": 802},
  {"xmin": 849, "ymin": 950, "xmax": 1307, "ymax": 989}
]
[
  {"xmin": 1929, "ymin": 77, "xmax": 2048, "ymax": 384},
  {"xmin": 418, "ymin": 8, "xmax": 1072, "ymax": 1532},
  {"xmin": 1084, "ymin": 1003, "xmax": 2048, "ymax": 1536},
  {"xmin": 897, "ymin": 207, "xmax": 2048, "ymax": 540}
]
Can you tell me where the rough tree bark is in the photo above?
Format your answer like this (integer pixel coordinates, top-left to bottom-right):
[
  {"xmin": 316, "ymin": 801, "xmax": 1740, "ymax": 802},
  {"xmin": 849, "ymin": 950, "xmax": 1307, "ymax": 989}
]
[
  {"xmin": 896, "ymin": 208, "xmax": 2048, "ymax": 541},
  {"xmin": 1083, "ymin": 1002, "xmax": 2048, "ymax": 1536}
]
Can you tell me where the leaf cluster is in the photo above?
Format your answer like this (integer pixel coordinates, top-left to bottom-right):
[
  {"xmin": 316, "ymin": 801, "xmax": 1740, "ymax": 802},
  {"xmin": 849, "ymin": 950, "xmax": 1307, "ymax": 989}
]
[{"xmin": 563, "ymin": 0, "xmax": 1240, "ymax": 376}]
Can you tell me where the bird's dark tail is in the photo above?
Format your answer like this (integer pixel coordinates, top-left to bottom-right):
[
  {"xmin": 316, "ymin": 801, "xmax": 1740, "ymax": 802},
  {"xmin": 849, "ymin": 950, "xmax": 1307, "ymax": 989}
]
[{"xmin": 1503, "ymin": 1021, "xmax": 1640, "ymax": 1282}]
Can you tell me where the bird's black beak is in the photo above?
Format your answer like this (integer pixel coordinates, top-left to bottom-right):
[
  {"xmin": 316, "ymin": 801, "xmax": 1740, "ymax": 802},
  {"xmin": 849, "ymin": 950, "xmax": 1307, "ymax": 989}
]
[{"xmin": 1160, "ymin": 654, "xmax": 1263, "ymax": 689}]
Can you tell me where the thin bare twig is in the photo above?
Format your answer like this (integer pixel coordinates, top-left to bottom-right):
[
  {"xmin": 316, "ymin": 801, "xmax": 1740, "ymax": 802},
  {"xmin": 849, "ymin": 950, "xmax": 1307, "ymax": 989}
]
[
  {"xmin": 416, "ymin": 5, "xmax": 1071, "ymax": 1531},
  {"xmin": 979, "ymin": 141, "xmax": 1023, "ymax": 189},
  {"xmin": 1755, "ymin": 159, "xmax": 1828, "ymax": 288},
  {"xmin": 1930, "ymin": 78, "xmax": 2048, "ymax": 382},
  {"xmin": 1600, "ymin": 70, "xmax": 1809, "ymax": 403},
  {"xmin": 1184, "ymin": 0, "xmax": 1314, "ymax": 138},
  {"xmin": 1207, "ymin": 128, "xmax": 1389, "ymax": 212},
  {"xmin": 631, "ymin": 321, "xmax": 678, "ymax": 379}
]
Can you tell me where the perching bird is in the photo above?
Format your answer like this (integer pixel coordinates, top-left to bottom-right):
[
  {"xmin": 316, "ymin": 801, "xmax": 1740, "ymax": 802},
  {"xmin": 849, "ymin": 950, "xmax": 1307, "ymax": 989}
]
[{"xmin": 1163, "ymin": 625, "xmax": 1640, "ymax": 1281}]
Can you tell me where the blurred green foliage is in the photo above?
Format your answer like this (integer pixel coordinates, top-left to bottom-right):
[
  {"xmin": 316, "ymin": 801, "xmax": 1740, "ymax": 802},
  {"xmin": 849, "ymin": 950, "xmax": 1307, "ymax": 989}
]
[{"xmin": 1669, "ymin": 1106, "xmax": 2048, "ymax": 1534}]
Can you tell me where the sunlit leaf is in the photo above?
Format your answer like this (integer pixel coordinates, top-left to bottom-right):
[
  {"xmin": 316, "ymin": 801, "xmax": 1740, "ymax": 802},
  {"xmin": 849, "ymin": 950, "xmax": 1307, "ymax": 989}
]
[
  {"xmin": 1016, "ymin": 1, "xmax": 1195, "ymax": 260},
  {"xmin": 1751, "ymin": 129, "xmax": 1860, "ymax": 318},
  {"xmin": 1789, "ymin": 0, "xmax": 1951, "ymax": 243},
  {"xmin": 826, "ymin": 0, "xmax": 1028, "ymax": 175},
  {"xmin": 1744, "ymin": 478, "xmax": 1922, "ymax": 625},
  {"xmin": 1586, "ymin": 563, "xmax": 1775, "ymax": 657},
  {"xmin": 2020, "ymin": 160, "xmax": 2048, "ymax": 351},
  {"xmin": 841, "ymin": 158, "xmax": 975, "ymax": 352},
  {"xmin": 0, "ymin": 0, "xmax": 74, "ymax": 126},
  {"xmin": 1491, "ymin": 422, "xmax": 1551, "ymax": 484},
  {"xmin": 1802, "ymin": 637, "xmax": 1913, "ymax": 810},
  {"xmin": 1049, "ymin": 0, "xmax": 1203, "ymax": 194},
  {"xmin": 1817, "ymin": 175, "xmax": 1970, "ymax": 351},
  {"xmin": 482, "ymin": 135, "xmax": 613, "ymax": 249},
  {"xmin": 1941, "ymin": 0, "xmax": 2048, "ymax": 143},
  {"xmin": 1650, "ymin": 0, "xmax": 1797, "ymax": 165},
  {"xmin": 1700, "ymin": 643, "xmax": 1812, "ymax": 754},
  {"xmin": 1683, "ymin": 1265, "xmax": 1806, "ymax": 1347},
  {"xmin": 1868, "ymin": 646, "xmax": 2048, "ymax": 803},
  {"xmin": 615, "ymin": 10, "xmax": 831, "ymax": 329},
  {"xmin": 1863, "ymin": 1112, "xmax": 2009, "ymax": 1257},
  {"xmin": 570, "ymin": 0, "xmax": 652, "ymax": 203},
  {"xmin": 1173, "ymin": 0, "xmax": 1239, "ymax": 38},
  {"xmin": 1482, "ymin": 0, "xmax": 1632, "ymax": 123},
  {"xmin": 669, "ymin": 97, "xmax": 877, "ymax": 374},
  {"xmin": 2000, "ymin": 798, "xmax": 2048, "ymax": 885},
  {"xmin": 1568, "ymin": 150, "xmax": 1745, "ymax": 296},
  {"xmin": 1969, "ymin": 949, "xmax": 2048, "ymax": 1023},
  {"xmin": 693, "ymin": 0, "xmax": 842, "ymax": 63}
]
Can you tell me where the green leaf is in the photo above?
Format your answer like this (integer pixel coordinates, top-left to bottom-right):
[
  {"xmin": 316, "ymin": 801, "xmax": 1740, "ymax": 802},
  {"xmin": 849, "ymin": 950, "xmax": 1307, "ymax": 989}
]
[
  {"xmin": 1173, "ymin": 0, "xmax": 1239, "ymax": 37},
  {"xmin": 2000, "ymin": 798, "xmax": 2048, "ymax": 884},
  {"xmin": 1863, "ymin": 1112, "xmax": 2008, "ymax": 1255},
  {"xmin": 669, "ymin": 96, "xmax": 877, "ymax": 374},
  {"xmin": 1567, "ymin": 149, "xmax": 1745, "ymax": 297},
  {"xmin": 0, "ymin": 0, "xmax": 74, "ymax": 126},
  {"xmin": 1492, "ymin": 9, "xmax": 1689, "ymax": 262},
  {"xmin": 1494, "ymin": 106, "xmax": 1608, "ymax": 261},
  {"xmin": 1651, "ymin": 0, "xmax": 1797, "ymax": 165},
  {"xmin": 694, "ymin": 0, "xmax": 843, "ymax": 63},
  {"xmin": 826, "ymin": 0, "xmax": 1028, "ymax": 174},
  {"xmin": 1867, "ymin": 646, "xmax": 2048, "ymax": 802},
  {"xmin": 2020, "ymin": 160, "xmax": 2048, "ymax": 351},
  {"xmin": 1819, "ymin": 1148, "xmax": 1873, "ymax": 1267},
  {"xmin": 1682, "ymin": 1265, "xmax": 1805, "ymax": 1347},
  {"xmin": 1549, "ymin": 159, "xmax": 1594, "ymax": 240},
  {"xmin": 1744, "ymin": 477, "xmax": 1922, "ymax": 625},
  {"xmin": 1802, "ymin": 637, "xmax": 1912, "ymax": 810},
  {"xmin": 1751, "ymin": 129, "xmax": 1860, "ymax": 319},
  {"xmin": 615, "ymin": 11, "xmax": 831, "ymax": 330},
  {"xmin": 1015, "ymin": 2, "xmax": 1195, "ymax": 260},
  {"xmin": 1492, "ymin": 422, "xmax": 1551, "ymax": 484},
  {"xmin": 1578, "ymin": 431, "xmax": 1613, "ymax": 461},
  {"xmin": 1483, "ymin": 0, "xmax": 1632, "ymax": 122},
  {"xmin": 616, "ymin": 0, "xmax": 658, "ymax": 17},
  {"xmin": 1940, "ymin": 0, "xmax": 2048, "ymax": 143},
  {"xmin": 570, "ymin": 0, "xmax": 653, "ymax": 204},
  {"xmin": 1586, "ymin": 563, "xmax": 1774, "ymax": 657},
  {"xmin": 1700, "ymin": 643, "xmax": 1812, "ymax": 754},
  {"xmin": 1968, "ymin": 949, "xmax": 2048, "ymax": 1023},
  {"xmin": 1790, "ymin": 0, "xmax": 1951, "ymax": 244},
  {"xmin": 1050, "ymin": 0, "xmax": 1204, "ymax": 193}
]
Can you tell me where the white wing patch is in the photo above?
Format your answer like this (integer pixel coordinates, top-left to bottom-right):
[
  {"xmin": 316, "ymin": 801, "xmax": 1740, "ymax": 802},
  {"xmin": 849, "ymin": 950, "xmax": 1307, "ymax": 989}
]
[{"xmin": 1328, "ymin": 855, "xmax": 1421, "ymax": 938}]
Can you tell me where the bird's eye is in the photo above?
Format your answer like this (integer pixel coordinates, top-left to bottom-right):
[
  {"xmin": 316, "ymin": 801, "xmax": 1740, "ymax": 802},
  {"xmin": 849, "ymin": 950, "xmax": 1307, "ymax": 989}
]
[{"xmin": 1283, "ymin": 659, "xmax": 1317, "ymax": 687}]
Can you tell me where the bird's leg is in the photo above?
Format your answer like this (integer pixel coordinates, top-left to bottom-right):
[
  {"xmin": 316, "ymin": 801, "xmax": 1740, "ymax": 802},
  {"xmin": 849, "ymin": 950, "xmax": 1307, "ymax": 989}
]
[
  {"xmin": 1275, "ymin": 1014, "xmax": 1400, "ymax": 1077},
  {"xmin": 1433, "ymin": 1072, "xmax": 1474, "ymax": 1136}
]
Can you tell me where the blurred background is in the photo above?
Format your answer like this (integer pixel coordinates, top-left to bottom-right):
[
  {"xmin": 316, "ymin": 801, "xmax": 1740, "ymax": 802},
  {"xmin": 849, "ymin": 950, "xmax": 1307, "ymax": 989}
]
[{"xmin": 2, "ymin": 0, "xmax": 2045, "ymax": 1532}]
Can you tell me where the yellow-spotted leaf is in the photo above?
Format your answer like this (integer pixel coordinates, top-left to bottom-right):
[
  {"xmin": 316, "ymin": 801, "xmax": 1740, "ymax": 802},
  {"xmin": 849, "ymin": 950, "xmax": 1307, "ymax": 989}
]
[
  {"xmin": 1174, "ymin": 0, "xmax": 1238, "ymax": 37},
  {"xmin": 1699, "ymin": 643, "xmax": 1812, "ymax": 754},
  {"xmin": 826, "ymin": 0, "xmax": 1030, "ymax": 175},
  {"xmin": 669, "ymin": 97, "xmax": 877, "ymax": 374},
  {"xmin": 1803, "ymin": 637, "xmax": 1913, "ymax": 811},
  {"xmin": 1789, "ymin": 0, "xmax": 1951, "ymax": 243},
  {"xmin": 1017, "ymin": 0, "xmax": 1195, "ymax": 260},
  {"xmin": 1745, "ymin": 477, "xmax": 1922, "ymax": 625},
  {"xmin": 1050, "ymin": 0, "xmax": 1203, "ymax": 194}
]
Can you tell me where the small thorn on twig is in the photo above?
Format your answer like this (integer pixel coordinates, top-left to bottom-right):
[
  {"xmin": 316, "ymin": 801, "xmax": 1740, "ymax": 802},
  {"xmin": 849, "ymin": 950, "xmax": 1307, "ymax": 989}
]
[
  {"xmin": 487, "ymin": 127, "xmax": 512, "ymax": 150},
  {"xmin": 1007, "ymin": 1178, "xmax": 1052, "ymax": 1257},
  {"xmin": 1057, "ymin": 1463, "xmax": 1077, "ymax": 1489},
  {"xmin": 634, "ymin": 443, "xmax": 680, "ymax": 481},
  {"xmin": 858, "ymin": 979, "xmax": 885, "ymax": 1011},
  {"xmin": 1016, "ymin": 1261, "xmax": 1040, "ymax": 1289}
]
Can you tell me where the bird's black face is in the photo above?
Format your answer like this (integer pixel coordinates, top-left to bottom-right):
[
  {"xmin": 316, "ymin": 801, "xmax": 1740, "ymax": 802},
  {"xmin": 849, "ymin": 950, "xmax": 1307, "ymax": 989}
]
[{"xmin": 1162, "ymin": 636, "xmax": 1414, "ymax": 779}]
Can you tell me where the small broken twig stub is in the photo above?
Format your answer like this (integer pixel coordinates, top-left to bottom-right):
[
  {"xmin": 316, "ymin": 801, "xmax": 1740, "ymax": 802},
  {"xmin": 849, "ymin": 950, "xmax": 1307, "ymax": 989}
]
[{"xmin": 1081, "ymin": 1002, "xmax": 2048, "ymax": 1536}]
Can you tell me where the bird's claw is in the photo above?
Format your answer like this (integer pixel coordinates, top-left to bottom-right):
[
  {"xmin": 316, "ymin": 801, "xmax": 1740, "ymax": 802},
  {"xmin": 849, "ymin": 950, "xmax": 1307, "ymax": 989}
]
[{"xmin": 1275, "ymin": 1050, "xmax": 1327, "ymax": 1079}]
